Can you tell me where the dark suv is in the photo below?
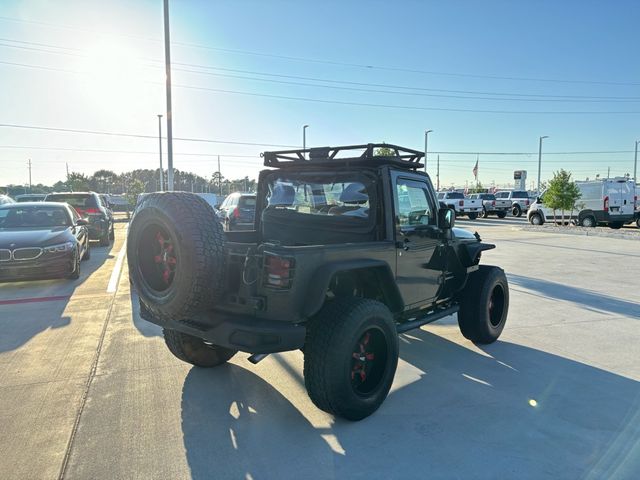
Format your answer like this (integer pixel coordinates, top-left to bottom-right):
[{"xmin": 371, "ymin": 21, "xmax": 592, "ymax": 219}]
[
  {"xmin": 217, "ymin": 192, "xmax": 256, "ymax": 231},
  {"xmin": 128, "ymin": 144, "xmax": 509, "ymax": 421},
  {"xmin": 45, "ymin": 192, "xmax": 114, "ymax": 246}
]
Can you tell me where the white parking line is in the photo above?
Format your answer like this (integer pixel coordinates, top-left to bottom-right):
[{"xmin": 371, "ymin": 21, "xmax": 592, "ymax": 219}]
[{"xmin": 107, "ymin": 226, "xmax": 128, "ymax": 293}]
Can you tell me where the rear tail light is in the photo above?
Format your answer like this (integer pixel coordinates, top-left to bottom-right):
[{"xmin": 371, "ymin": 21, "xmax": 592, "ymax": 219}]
[
  {"xmin": 84, "ymin": 208, "xmax": 101, "ymax": 215},
  {"xmin": 604, "ymin": 196, "xmax": 609, "ymax": 211},
  {"xmin": 233, "ymin": 207, "xmax": 240, "ymax": 218},
  {"xmin": 492, "ymin": 200, "xmax": 496, "ymax": 206},
  {"xmin": 264, "ymin": 254, "xmax": 295, "ymax": 289},
  {"xmin": 525, "ymin": 199, "xmax": 530, "ymax": 206},
  {"xmin": 458, "ymin": 200, "xmax": 464, "ymax": 207}
]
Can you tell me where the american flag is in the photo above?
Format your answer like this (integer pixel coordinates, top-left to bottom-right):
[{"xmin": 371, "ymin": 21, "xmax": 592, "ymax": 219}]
[{"xmin": 472, "ymin": 158, "xmax": 479, "ymax": 180}]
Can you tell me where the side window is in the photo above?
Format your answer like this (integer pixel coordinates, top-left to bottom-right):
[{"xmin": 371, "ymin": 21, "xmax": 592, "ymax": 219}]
[
  {"xmin": 395, "ymin": 179, "xmax": 435, "ymax": 227},
  {"xmin": 70, "ymin": 207, "xmax": 80, "ymax": 224}
]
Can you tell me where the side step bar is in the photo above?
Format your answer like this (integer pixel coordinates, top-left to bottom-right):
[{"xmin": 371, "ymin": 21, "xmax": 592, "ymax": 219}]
[{"xmin": 396, "ymin": 305, "xmax": 459, "ymax": 334}]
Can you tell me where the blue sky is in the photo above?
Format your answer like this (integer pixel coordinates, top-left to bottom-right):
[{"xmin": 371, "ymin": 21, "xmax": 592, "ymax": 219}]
[{"xmin": 1, "ymin": 0, "xmax": 639, "ymax": 189}]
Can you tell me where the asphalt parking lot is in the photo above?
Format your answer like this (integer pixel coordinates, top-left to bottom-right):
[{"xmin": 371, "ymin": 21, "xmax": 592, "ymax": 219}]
[{"xmin": 0, "ymin": 219, "xmax": 638, "ymax": 479}]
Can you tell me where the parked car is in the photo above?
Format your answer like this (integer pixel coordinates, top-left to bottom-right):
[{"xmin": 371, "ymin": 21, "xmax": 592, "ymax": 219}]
[
  {"xmin": 0, "ymin": 202, "xmax": 90, "ymax": 280},
  {"xmin": 494, "ymin": 190, "xmax": 532, "ymax": 217},
  {"xmin": 0, "ymin": 194, "xmax": 15, "ymax": 206},
  {"xmin": 45, "ymin": 192, "xmax": 114, "ymax": 245},
  {"xmin": 15, "ymin": 194, "xmax": 46, "ymax": 202},
  {"xmin": 468, "ymin": 193, "xmax": 511, "ymax": 218},
  {"xmin": 127, "ymin": 143, "xmax": 509, "ymax": 421},
  {"xmin": 218, "ymin": 192, "xmax": 256, "ymax": 230},
  {"xmin": 436, "ymin": 191, "xmax": 481, "ymax": 219},
  {"xmin": 528, "ymin": 177, "xmax": 636, "ymax": 229},
  {"xmin": 99, "ymin": 194, "xmax": 115, "ymax": 228}
]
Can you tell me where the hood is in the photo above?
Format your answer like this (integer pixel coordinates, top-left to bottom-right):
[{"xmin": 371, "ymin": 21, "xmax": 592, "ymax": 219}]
[{"xmin": 0, "ymin": 227, "xmax": 73, "ymax": 249}]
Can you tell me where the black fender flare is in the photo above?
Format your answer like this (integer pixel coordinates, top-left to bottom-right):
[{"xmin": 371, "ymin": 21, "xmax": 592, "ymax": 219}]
[
  {"xmin": 460, "ymin": 242, "xmax": 496, "ymax": 267},
  {"xmin": 303, "ymin": 259, "xmax": 404, "ymax": 317}
]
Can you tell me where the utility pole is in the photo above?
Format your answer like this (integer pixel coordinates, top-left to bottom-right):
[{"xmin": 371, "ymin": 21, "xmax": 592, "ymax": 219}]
[
  {"xmin": 163, "ymin": 0, "xmax": 174, "ymax": 190},
  {"xmin": 217, "ymin": 155, "xmax": 221, "ymax": 195},
  {"xmin": 303, "ymin": 125, "xmax": 309, "ymax": 159},
  {"xmin": 157, "ymin": 114, "xmax": 164, "ymax": 191},
  {"xmin": 436, "ymin": 154, "xmax": 440, "ymax": 191},
  {"xmin": 537, "ymin": 135, "xmax": 549, "ymax": 195},
  {"xmin": 607, "ymin": 166, "xmax": 610, "ymax": 179},
  {"xmin": 424, "ymin": 130, "xmax": 433, "ymax": 173},
  {"xmin": 28, "ymin": 159, "xmax": 32, "ymax": 192}
]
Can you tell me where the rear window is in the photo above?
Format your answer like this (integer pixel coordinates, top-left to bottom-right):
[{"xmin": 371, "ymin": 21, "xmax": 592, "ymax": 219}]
[
  {"xmin": 446, "ymin": 192, "xmax": 464, "ymax": 199},
  {"xmin": 266, "ymin": 173, "xmax": 373, "ymax": 220},
  {"xmin": 481, "ymin": 194, "xmax": 496, "ymax": 200},
  {"xmin": 239, "ymin": 196, "xmax": 256, "ymax": 208},
  {"xmin": 511, "ymin": 191, "xmax": 529, "ymax": 198},
  {"xmin": 47, "ymin": 194, "xmax": 98, "ymax": 209}
]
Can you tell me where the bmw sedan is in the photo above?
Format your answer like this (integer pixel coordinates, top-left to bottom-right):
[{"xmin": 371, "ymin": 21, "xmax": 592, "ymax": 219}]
[{"xmin": 0, "ymin": 202, "xmax": 90, "ymax": 281}]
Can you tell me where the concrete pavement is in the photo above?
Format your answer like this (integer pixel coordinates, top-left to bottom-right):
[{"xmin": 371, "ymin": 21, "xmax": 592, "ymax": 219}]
[{"xmin": 0, "ymin": 219, "xmax": 638, "ymax": 479}]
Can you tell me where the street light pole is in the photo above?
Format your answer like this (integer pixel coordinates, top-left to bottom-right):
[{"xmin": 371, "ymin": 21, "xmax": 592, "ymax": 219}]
[
  {"xmin": 634, "ymin": 140, "xmax": 638, "ymax": 185},
  {"xmin": 163, "ymin": 0, "xmax": 174, "ymax": 191},
  {"xmin": 424, "ymin": 130, "xmax": 433, "ymax": 173},
  {"xmin": 303, "ymin": 124, "xmax": 309, "ymax": 158},
  {"xmin": 537, "ymin": 135, "xmax": 549, "ymax": 195},
  {"xmin": 157, "ymin": 114, "xmax": 164, "ymax": 191}
]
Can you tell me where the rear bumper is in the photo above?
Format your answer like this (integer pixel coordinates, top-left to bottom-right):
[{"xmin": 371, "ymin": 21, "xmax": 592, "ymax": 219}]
[
  {"xmin": 142, "ymin": 306, "xmax": 306, "ymax": 354},
  {"xmin": 0, "ymin": 254, "xmax": 74, "ymax": 281},
  {"xmin": 87, "ymin": 218, "xmax": 109, "ymax": 239}
]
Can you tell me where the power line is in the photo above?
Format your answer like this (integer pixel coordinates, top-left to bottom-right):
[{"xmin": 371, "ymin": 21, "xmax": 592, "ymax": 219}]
[
  {"xmin": 0, "ymin": 123, "xmax": 298, "ymax": 148},
  {"xmin": 3, "ymin": 37, "xmax": 640, "ymax": 102},
  {"xmin": 0, "ymin": 145, "xmax": 261, "ymax": 159},
  {"xmin": 167, "ymin": 82, "xmax": 640, "ymax": 115},
  {"xmin": 1, "ymin": 15, "xmax": 639, "ymax": 87}
]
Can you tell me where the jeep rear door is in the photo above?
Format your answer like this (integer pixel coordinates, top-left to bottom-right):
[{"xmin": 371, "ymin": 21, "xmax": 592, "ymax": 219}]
[{"xmin": 392, "ymin": 173, "xmax": 441, "ymax": 308}]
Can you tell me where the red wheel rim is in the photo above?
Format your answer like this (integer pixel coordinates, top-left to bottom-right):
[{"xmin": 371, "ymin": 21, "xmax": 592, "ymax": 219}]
[
  {"xmin": 350, "ymin": 328, "xmax": 388, "ymax": 396},
  {"xmin": 153, "ymin": 231, "xmax": 177, "ymax": 286}
]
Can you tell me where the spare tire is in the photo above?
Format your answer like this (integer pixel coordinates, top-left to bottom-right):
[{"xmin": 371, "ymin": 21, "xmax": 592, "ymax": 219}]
[{"xmin": 127, "ymin": 192, "xmax": 225, "ymax": 321}]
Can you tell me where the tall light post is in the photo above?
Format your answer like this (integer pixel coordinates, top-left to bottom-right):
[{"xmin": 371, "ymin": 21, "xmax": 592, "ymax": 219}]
[
  {"xmin": 163, "ymin": 0, "xmax": 174, "ymax": 190},
  {"xmin": 537, "ymin": 135, "xmax": 548, "ymax": 195},
  {"xmin": 157, "ymin": 114, "xmax": 164, "ymax": 191},
  {"xmin": 424, "ymin": 129, "xmax": 433, "ymax": 173},
  {"xmin": 303, "ymin": 124, "xmax": 309, "ymax": 158},
  {"xmin": 634, "ymin": 140, "xmax": 638, "ymax": 185}
]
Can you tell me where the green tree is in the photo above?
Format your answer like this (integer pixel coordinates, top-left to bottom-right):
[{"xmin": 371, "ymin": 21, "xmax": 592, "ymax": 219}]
[
  {"xmin": 125, "ymin": 179, "xmax": 145, "ymax": 207},
  {"xmin": 68, "ymin": 172, "xmax": 90, "ymax": 191},
  {"xmin": 374, "ymin": 146, "xmax": 395, "ymax": 157},
  {"xmin": 544, "ymin": 169, "xmax": 581, "ymax": 226}
]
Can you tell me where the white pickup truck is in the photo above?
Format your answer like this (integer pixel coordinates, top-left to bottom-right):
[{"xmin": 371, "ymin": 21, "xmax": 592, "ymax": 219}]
[{"xmin": 437, "ymin": 191, "xmax": 482, "ymax": 219}]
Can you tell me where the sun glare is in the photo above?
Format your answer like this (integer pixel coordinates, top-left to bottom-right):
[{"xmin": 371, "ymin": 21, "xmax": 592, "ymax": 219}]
[{"xmin": 77, "ymin": 40, "xmax": 152, "ymax": 112}]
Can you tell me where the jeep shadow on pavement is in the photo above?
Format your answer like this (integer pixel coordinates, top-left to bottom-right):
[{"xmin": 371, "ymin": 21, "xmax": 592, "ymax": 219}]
[{"xmin": 127, "ymin": 143, "xmax": 510, "ymax": 420}]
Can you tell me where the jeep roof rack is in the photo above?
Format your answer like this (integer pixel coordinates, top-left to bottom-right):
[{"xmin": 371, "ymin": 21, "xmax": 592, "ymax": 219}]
[{"xmin": 261, "ymin": 143, "xmax": 425, "ymax": 170}]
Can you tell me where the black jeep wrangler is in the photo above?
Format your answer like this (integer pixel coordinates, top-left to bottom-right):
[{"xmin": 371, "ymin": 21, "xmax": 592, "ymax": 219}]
[{"xmin": 128, "ymin": 144, "xmax": 509, "ymax": 421}]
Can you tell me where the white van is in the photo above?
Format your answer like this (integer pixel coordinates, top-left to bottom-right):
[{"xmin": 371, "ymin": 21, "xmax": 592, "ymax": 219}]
[{"xmin": 527, "ymin": 177, "xmax": 635, "ymax": 229}]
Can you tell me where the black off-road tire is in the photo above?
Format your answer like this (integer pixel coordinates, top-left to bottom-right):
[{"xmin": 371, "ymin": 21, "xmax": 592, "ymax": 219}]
[
  {"xmin": 82, "ymin": 241, "xmax": 91, "ymax": 261},
  {"xmin": 496, "ymin": 211, "xmax": 507, "ymax": 219},
  {"xmin": 163, "ymin": 329, "xmax": 237, "ymax": 367},
  {"xmin": 127, "ymin": 192, "xmax": 225, "ymax": 322},
  {"xmin": 109, "ymin": 225, "xmax": 115, "ymax": 240},
  {"xmin": 636, "ymin": 217, "xmax": 640, "ymax": 228},
  {"xmin": 512, "ymin": 204, "xmax": 522, "ymax": 217},
  {"xmin": 467, "ymin": 212, "xmax": 478, "ymax": 220},
  {"xmin": 608, "ymin": 222, "xmax": 623, "ymax": 230},
  {"xmin": 458, "ymin": 266, "xmax": 509, "ymax": 344},
  {"xmin": 304, "ymin": 298, "xmax": 399, "ymax": 421}
]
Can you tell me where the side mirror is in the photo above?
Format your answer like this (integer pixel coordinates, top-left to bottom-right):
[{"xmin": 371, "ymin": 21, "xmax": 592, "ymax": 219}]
[
  {"xmin": 438, "ymin": 207, "xmax": 455, "ymax": 229},
  {"xmin": 76, "ymin": 218, "xmax": 89, "ymax": 226}
]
